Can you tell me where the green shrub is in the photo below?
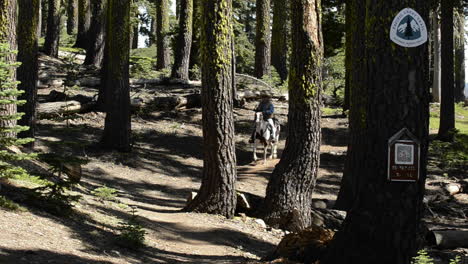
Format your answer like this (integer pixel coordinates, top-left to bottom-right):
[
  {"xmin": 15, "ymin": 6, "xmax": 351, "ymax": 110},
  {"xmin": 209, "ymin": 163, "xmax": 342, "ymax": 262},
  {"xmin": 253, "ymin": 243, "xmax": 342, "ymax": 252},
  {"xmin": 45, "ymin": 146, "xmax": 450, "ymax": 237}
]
[
  {"xmin": 116, "ymin": 207, "xmax": 147, "ymax": 250},
  {"xmin": 130, "ymin": 56, "xmax": 157, "ymax": 79},
  {"xmin": 429, "ymin": 133, "xmax": 468, "ymax": 172},
  {"xmin": 0, "ymin": 196, "xmax": 25, "ymax": 211},
  {"xmin": 92, "ymin": 186, "xmax": 118, "ymax": 202},
  {"xmin": 412, "ymin": 250, "xmax": 433, "ymax": 264}
]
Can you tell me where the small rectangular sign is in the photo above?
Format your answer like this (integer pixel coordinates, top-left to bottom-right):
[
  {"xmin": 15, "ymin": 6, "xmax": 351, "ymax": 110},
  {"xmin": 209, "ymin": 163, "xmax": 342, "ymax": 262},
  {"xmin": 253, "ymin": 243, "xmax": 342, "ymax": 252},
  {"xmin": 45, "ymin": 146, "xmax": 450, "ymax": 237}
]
[{"xmin": 387, "ymin": 128, "xmax": 420, "ymax": 182}]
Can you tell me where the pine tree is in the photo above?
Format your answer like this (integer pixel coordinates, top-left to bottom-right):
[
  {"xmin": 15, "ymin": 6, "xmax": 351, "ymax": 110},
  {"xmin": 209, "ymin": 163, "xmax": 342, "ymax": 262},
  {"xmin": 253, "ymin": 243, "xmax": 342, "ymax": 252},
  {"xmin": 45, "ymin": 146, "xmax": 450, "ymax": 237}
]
[
  {"xmin": 261, "ymin": 0, "xmax": 322, "ymax": 231},
  {"xmin": 67, "ymin": 0, "xmax": 78, "ymax": 35},
  {"xmin": 84, "ymin": 0, "xmax": 106, "ymax": 67},
  {"xmin": 254, "ymin": 0, "xmax": 271, "ymax": 78},
  {"xmin": 271, "ymin": 0, "xmax": 288, "ymax": 81},
  {"xmin": 156, "ymin": 0, "xmax": 170, "ymax": 70},
  {"xmin": 44, "ymin": 0, "xmax": 61, "ymax": 58},
  {"xmin": 171, "ymin": 0, "xmax": 193, "ymax": 80},
  {"xmin": 74, "ymin": 0, "xmax": 91, "ymax": 49}
]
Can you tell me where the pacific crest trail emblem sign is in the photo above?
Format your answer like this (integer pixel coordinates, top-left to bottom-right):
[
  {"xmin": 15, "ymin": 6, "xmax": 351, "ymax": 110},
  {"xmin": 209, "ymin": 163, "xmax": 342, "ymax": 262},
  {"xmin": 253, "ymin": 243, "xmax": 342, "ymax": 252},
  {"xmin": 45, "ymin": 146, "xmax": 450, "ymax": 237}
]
[{"xmin": 390, "ymin": 8, "xmax": 428, "ymax": 48}]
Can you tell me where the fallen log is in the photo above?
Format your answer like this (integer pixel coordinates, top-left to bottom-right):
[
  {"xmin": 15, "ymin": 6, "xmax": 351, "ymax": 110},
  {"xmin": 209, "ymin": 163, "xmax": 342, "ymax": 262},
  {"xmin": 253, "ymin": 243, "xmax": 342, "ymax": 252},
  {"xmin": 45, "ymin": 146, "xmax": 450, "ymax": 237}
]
[
  {"xmin": 427, "ymin": 230, "xmax": 468, "ymax": 249},
  {"xmin": 37, "ymin": 100, "xmax": 95, "ymax": 117}
]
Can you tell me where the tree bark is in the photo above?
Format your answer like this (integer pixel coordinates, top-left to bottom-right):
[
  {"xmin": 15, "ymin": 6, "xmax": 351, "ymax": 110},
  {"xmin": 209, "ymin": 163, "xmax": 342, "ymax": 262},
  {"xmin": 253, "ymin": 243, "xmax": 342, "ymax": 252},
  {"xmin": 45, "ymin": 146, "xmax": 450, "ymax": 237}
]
[
  {"xmin": 17, "ymin": 0, "xmax": 40, "ymax": 143},
  {"xmin": 184, "ymin": 0, "xmax": 237, "ymax": 218},
  {"xmin": 254, "ymin": 0, "xmax": 271, "ymax": 78},
  {"xmin": 437, "ymin": 0, "xmax": 455, "ymax": 142},
  {"xmin": 322, "ymin": 1, "xmax": 430, "ymax": 263},
  {"xmin": 44, "ymin": 0, "xmax": 61, "ymax": 57},
  {"xmin": 342, "ymin": 0, "xmax": 351, "ymax": 112},
  {"xmin": 67, "ymin": 0, "xmax": 78, "ymax": 35},
  {"xmin": 40, "ymin": 0, "xmax": 48, "ymax": 37},
  {"xmin": 334, "ymin": 0, "xmax": 366, "ymax": 211},
  {"xmin": 156, "ymin": 0, "xmax": 170, "ymax": 70},
  {"xmin": 171, "ymin": 0, "xmax": 193, "ymax": 81},
  {"xmin": 261, "ymin": 0, "xmax": 322, "ymax": 231},
  {"xmin": 454, "ymin": 9, "xmax": 465, "ymax": 103},
  {"xmin": 132, "ymin": 24, "xmax": 139, "ymax": 49},
  {"xmin": 271, "ymin": 0, "xmax": 288, "ymax": 81},
  {"xmin": 100, "ymin": 0, "xmax": 131, "ymax": 152},
  {"xmin": 84, "ymin": 0, "xmax": 106, "ymax": 67},
  {"xmin": 432, "ymin": 10, "xmax": 441, "ymax": 103},
  {"xmin": 0, "ymin": 0, "xmax": 18, "ymax": 138},
  {"xmin": 189, "ymin": 0, "xmax": 200, "ymax": 70},
  {"xmin": 74, "ymin": 0, "xmax": 91, "ymax": 49}
]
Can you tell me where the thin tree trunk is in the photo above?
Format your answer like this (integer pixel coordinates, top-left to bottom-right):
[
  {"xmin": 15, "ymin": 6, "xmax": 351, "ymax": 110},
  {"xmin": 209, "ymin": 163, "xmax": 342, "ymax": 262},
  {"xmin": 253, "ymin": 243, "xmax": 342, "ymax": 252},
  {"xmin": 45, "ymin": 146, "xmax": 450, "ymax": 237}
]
[
  {"xmin": 132, "ymin": 24, "xmax": 139, "ymax": 49},
  {"xmin": 454, "ymin": 9, "xmax": 465, "ymax": 103},
  {"xmin": 0, "ymin": 0, "xmax": 18, "ymax": 138},
  {"xmin": 37, "ymin": 0, "xmax": 42, "ymax": 39},
  {"xmin": 84, "ymin": 0, "xmax": 106, "ymax": 67},
  {"xmin": 271, "ymin": 0, "xmax": 288, "ymax": 81},
  {"xmin": 41, "ymin": 0, "xmax": 48, "ymax": 37},
  {"xmin": 261, "ymin": 0, "xmax": 322, "ymax": 231},
  {"xmin": 322, "ymin": 1, "xmax": 430, "ymax": 263},
  {"xmin": 334, "ymin": 0, "xmax": 366, "ymax": 211},
  {"xmin": 432, "ymin": 10, "xmax": 441, "ymax": 103},
  {"xmin": 74, "ymin": 0, "xmax": 91, "ymax": 49},
  {"xmin": 156, "ymin": 0, "xmax": 170, "ymax": 70},
  {"xmin": 67, "ymin": 0, "xmax": 78, "ymax": 35},
  {"xmin": 149, "ymin": 16, "xmax": 156, "ymax": 46},
  {"xmin": 17, "ymin": 0, "xmax": 40, "ymax": 143},
  {"xmin": 189, "ymin": 0, "xmax": 200, "ymax": 71},
  {"xmin": 342, "ymin": 0, "xmax": 351, "ymax": 112},
  {"xmin": 184, "ymin": 0, "xmax": 237, "ymax": 218},
  {"xmin": 254, "ymin": 0, "xmax": 271, "ymax": 78},
  {"xmin": 44, "ymin": 0, "xmax": 61, "ymax": 57},
  {"xmin": 437, "ymin": 0, "xmax": 455, "ymax": 141},
  {"xmin": 171, "ymin": 0, "xmax": 193, "ymax": 81},
  {"xmin": 100, "ymin": 0, "xmax": 131, "ymax": 152}
]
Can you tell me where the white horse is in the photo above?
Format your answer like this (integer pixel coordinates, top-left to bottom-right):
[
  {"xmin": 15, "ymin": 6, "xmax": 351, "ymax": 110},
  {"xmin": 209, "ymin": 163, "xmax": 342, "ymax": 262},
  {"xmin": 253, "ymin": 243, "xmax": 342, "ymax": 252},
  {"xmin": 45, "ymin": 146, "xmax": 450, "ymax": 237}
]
[{"xmin": 252, "ymin": 112, "xmax": 280, "ymax": 163}]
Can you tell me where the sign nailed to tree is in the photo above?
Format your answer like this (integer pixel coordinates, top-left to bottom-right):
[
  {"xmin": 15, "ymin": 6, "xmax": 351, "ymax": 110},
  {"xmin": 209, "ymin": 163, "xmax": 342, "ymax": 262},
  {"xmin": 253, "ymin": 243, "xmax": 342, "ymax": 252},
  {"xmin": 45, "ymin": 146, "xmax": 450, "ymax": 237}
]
[
  {"xmin": 390, "ymin": 8, "xmax": 428, "ymax": 48},
  {"xmin": 388, "ymin": 128, "xmax": 420, "ymax": 182}
]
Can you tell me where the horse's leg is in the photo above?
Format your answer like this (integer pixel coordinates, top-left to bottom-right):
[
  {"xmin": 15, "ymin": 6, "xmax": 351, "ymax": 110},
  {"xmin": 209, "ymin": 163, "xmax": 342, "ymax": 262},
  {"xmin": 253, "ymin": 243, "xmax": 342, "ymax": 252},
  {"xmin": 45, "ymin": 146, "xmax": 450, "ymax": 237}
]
[
  {"xmin": 263, "ymin": 143, "xmax": 267, "ymax": 164},
  {"xmin": 272, "ymin": 142, "xmax": 277, "ymax": 159},
  {"xmin": 269, "ymin": 142, "xmax": 274, "ymax": 159},
  {"xmin": 253, "ymin": 140, "xmax": 258, "ymax": 161}
]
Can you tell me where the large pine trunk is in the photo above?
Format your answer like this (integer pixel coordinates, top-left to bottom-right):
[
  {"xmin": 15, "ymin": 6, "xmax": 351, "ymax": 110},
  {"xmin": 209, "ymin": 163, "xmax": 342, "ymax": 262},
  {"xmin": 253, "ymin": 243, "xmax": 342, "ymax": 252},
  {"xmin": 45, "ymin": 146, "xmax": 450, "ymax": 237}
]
[
  {"xmin": 0, "ymin": 0, "xmax": 18, "ymax": 138},
  {"xmin": 84, "ymin": 0, "xmax": 106, "ymax": 67},
  {"xmin": 171, "ymin": 0, "xmax": 193, "ymax": 81},
  {"xmin": 322, "ymin": 1, "xmax": 430, "ymax": 263},
  {"xmin": 44, "ymin": 0, "xmax": 61, "ymax": 58},
  {"xmin": 254, "ymin": 0, "xmax": 271, "ymax": 78},
  {"xmin": 261, "ymin": 0, "xmax": 322, "ymax": 231},
  {"xmin": 156, "ymin": 0, "xmax": 170, "ymax": 70},
  {"xmin": 271, "ymin": 0, "xmax": 288, "ymax": 81},
  {"xmin": 437, "ymin": 0, "xmax": 455, "ymax": 141},
  {"xmin": 454, "ymin": 9, "xmax": 465, "ymax": 103},
  {"xmin": 17, "ymin": 0, "xmax": 40, "ymax": 142},
  {"xmin": 74, "ymin": 0, "xmax": 91, "ymax": 49},
  {"xmin": 100, "ymin": 0, "xmax": 131, "ymax": 152},
  {"xmin": 334, "ymin": 0, "xmax": 366, "ymax": 211},
  {"xmin": 184, "ymin": 0, "xmax": 237, "ymax": 218},
  {"xmin": 67, "ymin": 0, "xmax": 78, "ymax": 35}
]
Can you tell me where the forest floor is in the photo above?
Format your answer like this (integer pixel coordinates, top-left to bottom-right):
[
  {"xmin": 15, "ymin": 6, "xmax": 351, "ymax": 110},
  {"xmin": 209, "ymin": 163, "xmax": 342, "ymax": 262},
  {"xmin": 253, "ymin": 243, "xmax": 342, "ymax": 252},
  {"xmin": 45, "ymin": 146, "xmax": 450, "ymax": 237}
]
[{"xmin": 0, "ymin": 54, "xmax": 467, "ymax": 264}]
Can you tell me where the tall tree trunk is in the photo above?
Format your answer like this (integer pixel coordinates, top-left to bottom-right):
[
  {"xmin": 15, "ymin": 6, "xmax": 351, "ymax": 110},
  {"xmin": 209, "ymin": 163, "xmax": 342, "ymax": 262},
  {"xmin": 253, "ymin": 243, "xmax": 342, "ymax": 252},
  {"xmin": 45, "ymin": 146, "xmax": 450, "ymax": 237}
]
[
  {"xmin": 0, "ymin": 0, "xmax": 18, "ymax": 138},
  {"xmin": 261, "ymin": 0, "xmax": 322, "ymax": 231},
  {"xmin": 100, "ymin": 0, "xmax": 131, "ymax": 152},
  {"xmin": 156, "ymin": 0, "xmax": 170, "ymax": 70},
  {"xmin": 149, "ymin": 16, "xmax": 156, "ymax": 46},
  {"xmin": 189, "ymin": 0, "xmax": 200, "ymax": 71},
  {"xmin": 17, "ymin": 0, "xmax": 40, "ymax": 142},
  {"xmin": 40, "ymin": 0, "xmax": 48, "ymax": 37},
  {"xmin": 67, "ymin": 0, "xmax": 78, "ymax": 35},
  {"xmin": 37, "ymin": 0, "xmax": 42, "ymax": 38},
  {"xmin": 84, "ymin": 0, "xmax": 106, "ymax": 67},
  {"xmin": 171, "ymin": 0, "xmax": 193, "ymax": 80},
  {"xmin": 342, "ymin": 0, "xmax": 351, "ymax": 112},
  {"xmin": 437, "ymin": 0, "xmax": 455, "ymax": 141},
  {"xmin": 74, "ymin": 0, "xmax": 91, "ymax": 49},
  {"xmin": 271, "ymin": 0, "xmax": 288, "ymax": 81},
  {"xmin": 184, "ymin": 0, "xmax": 237, "ymax": 218},
  {"xmin": 432, "ymin": 10, "xmax": 441, "ymax": 103},
  {"xmin": 454, "ymin": 9, "xmax": 465, "ymax": 103},
  {"xmin": 44, "ymin": 0, "xmax": 61, "ymax": 57},
  {"xmin": 175, "ymin": 0, "xmax": 180, "ymax": 19},
  {"xmin": 254, "ymin": 0, "xmax": 271, "ymax": 78},
  {"xmin": 322, "ymin": 1, "xmax": 430, "ymax": 263},
  {"xmin": 334, "ymin": 0, "xmax": 366, "ymax": 211}
]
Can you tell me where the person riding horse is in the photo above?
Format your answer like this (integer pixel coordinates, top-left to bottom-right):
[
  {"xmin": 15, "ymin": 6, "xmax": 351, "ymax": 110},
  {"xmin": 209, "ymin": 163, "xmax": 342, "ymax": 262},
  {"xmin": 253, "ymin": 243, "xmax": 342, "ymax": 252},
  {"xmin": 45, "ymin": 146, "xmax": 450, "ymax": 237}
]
[{"xmin": 249, "ymin": 94, "xmax": 277, "ymax": 143}]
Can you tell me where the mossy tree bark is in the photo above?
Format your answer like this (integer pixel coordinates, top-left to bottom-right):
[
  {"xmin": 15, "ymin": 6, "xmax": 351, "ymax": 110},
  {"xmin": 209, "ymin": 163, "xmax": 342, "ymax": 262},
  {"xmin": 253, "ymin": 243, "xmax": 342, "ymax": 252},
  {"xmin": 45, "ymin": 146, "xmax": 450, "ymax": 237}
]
[
  {"xmin": 322, "ymin": 1, "xmax": 430, "ymax": 263},
  {"xmin": 184, "ymin": 0, "xmax": 237, "ymax": 218},
  {"xmin": 44, "ymin": 0, "xmax": 61, "ymax": 57},
  {"xmin": 271, "ymin": 0, "xmax": 288, "ymax": 81},
  {"xmin": 334, "ymin": 0, "xmax": 366, "ymax": 211},
  {"xmin": 67, "ymin": 0, "xmax": 78, "ymax": 35},
  {"xmin": 171, "ymin": 0, "xmax": 193, "ymax": 80},
  {"xmin": 437, "ymin": 0, "xmax": 455, "ymax": 142},
  {"xmin": 74, "ymin": 0, "xmax": 91, "ymax": 49},
  {"xmin": 454, "ymin": 9, "xmax": 465, "ymax": 103},
  {"xmin": 0, "ymin": 0, "xmax": 18, "ymax": 138},
  {"xmin": 254, "ymin": 0, "xmax": 271, "ymax": 78},
  {"xmin": 17, "ymin": 0, "xmax": 40, "ymax": 142},
  {"xmin": 156, "ymin": 0, "xmax": 170, "ymax": 70},
  {"xmin": 261, "ymin": 0, "xmax": 322, "ymax": 231},
  {"xmin": 100, "ymin": 0, "xmax": 131, "ymax": 152},
  {"xmin": 84, "ymin": 0, "xmax": 106, "ymax": 67}
]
